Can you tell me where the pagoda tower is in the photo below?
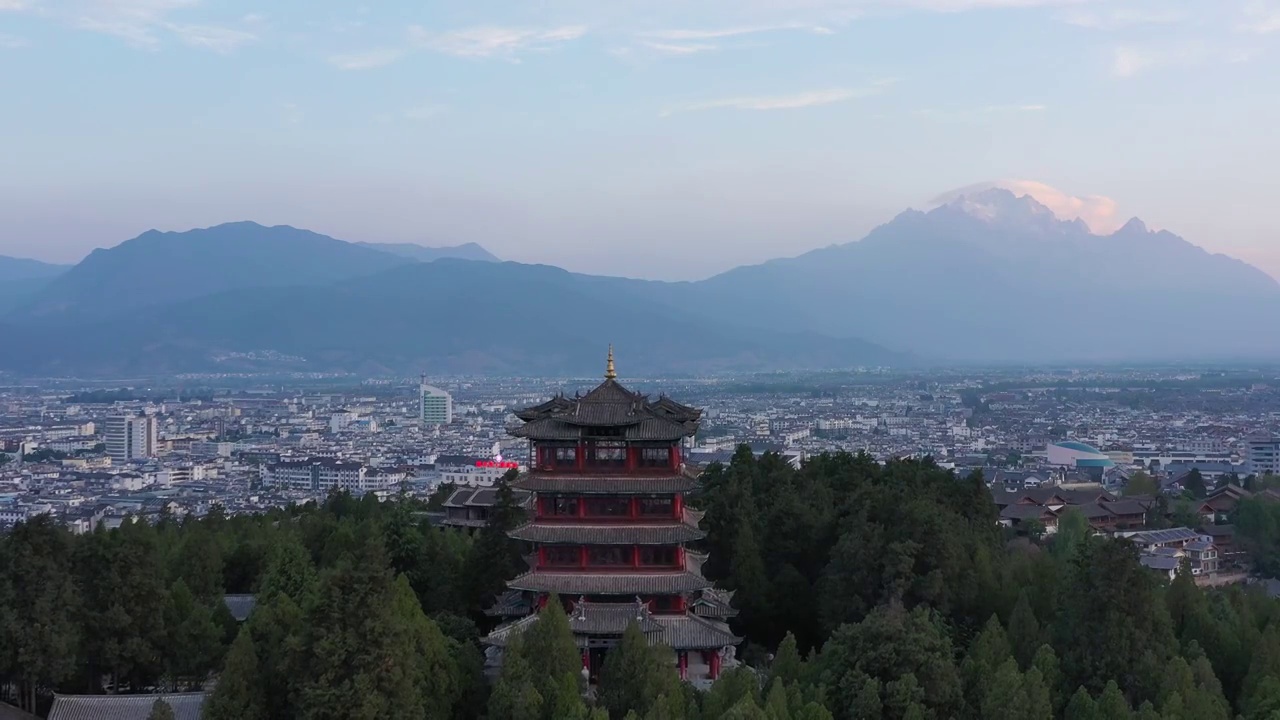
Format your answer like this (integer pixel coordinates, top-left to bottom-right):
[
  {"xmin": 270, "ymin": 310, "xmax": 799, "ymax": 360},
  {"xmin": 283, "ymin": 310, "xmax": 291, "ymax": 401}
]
[{"xmin": 484, "ymin": 348, "xmax": 740, "ymax": 684}]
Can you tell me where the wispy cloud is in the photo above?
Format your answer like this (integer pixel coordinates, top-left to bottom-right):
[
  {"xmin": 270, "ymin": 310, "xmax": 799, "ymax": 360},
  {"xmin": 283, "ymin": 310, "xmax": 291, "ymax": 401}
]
[
  {"xmin": 1241, "ymin": 1, "xmax": 1280, "ymax": 33},
  {"xmin": 328, "ymin": 48, "xmax": 403, "ymax": 70},
  {"xmin": 410, "ymin": 25, "xmax": 587, "ymax": 59},
  {"xmin": 1057, "ymin": 7, "xmax": 1186, "ymax": 30},
  {"xmin": 404, "ymin": 104, "xmax": 445, "ymax": 121},
  {"xmin": 640, "ymin": 41, "xmax": 718, "ymax": 55},
  {"xmin": 663, "ymin": 82, "xmax": 893, "ymax": 116},
  {"xmin": 0, "ymin": 32, "xmax": 27, "ymax": 48},
  {"xmin": 641, "ymin": 23, "xmax": 833, "ymax": 41},
  {"xmin": 1108, "ymin": 41, "xmax": 1248, "ymax": 77},
  {"xmin": 983, "ymin": 103, "xmax": 1047, "ymax": 112},
  {"xmin": 8, "ymin": 0, "xmax": 256, "ymax": 52},
  {"xmin": 165, "ymin": 23, "xmax": 256, "ymax": 53}
]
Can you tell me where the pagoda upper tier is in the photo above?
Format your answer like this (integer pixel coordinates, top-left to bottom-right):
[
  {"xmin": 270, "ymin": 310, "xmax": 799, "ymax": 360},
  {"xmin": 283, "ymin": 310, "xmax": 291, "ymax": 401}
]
[{"xmin": 511, "ymin": 378, "xmax": 701, "ymax": 443}]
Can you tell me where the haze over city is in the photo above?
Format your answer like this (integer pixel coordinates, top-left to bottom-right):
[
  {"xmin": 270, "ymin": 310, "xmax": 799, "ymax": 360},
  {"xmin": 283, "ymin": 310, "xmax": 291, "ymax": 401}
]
[{"xmin": 3, "ymin": 0, "xmax": 1279, "ymax": 280}]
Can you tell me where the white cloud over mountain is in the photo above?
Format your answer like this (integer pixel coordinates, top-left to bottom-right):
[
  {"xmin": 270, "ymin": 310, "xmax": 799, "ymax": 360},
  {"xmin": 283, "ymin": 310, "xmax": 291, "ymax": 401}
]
[{"xmin": 932, "ymin": 180, "xmax": 1126, "ymax": 233}]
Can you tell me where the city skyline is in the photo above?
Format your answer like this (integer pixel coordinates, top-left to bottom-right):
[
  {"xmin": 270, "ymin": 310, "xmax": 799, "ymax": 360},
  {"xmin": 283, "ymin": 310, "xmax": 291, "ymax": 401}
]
[{"xmin": 3, "ymin": 0, "xmax": 1279, "ymax": 281}]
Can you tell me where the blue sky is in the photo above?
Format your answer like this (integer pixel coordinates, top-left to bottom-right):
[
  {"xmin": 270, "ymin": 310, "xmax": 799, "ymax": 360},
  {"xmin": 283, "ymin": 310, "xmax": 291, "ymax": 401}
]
[{"xmin": 2, "ymin": 0, "xmax": 1278, "ymax": 280}]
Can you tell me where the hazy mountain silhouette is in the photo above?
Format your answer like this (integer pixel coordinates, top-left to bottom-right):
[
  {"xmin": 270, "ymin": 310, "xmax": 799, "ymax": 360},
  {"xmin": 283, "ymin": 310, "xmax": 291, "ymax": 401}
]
[
  {"xmin": 4, "ymin": 193, "xmax": 1278, "ymax": 375},
  {"xmin": 12, "ymin": 222, "xmax": 414, "ymax": 318},
  {"xmin": 0, "ymin": 255, "xmax": 71, "ymax": 315},
  {"xmin": 356, "ymin": 241, "xmax": 499, "ymax": 263},
  {"xmin": 0, "ymin": 255, "xmax": 69, "ymax": 283},
  {"xmin": 659, "ymin": 188, "xmax": 1280, "ymax": 362},
  {"xmin": 0, "ymin": 259, "xmax": 901, "ymax": 375}
]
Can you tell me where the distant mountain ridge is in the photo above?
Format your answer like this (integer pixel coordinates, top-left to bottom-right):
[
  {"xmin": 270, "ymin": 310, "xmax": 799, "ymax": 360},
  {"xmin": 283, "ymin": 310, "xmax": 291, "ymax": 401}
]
[
  {"xmin": 0, "ymin": 258, "xmax": 901, "ymax": 375},
  {"xmin": 0, "ymin": 254, "xmax": 70, "ymax": 283},
  {"xmin": 2, "ymin": 194, "xmax": 1278, "ymax": 375},
  {"xmin": 651, "ymin": 188, "xmax": 1280, "ymax": 362},
  {"xmin": 356, "ymin": 241, "xmax": 499, "ymax": 263},
  {"xmin": 9, "ymin": 222, "xmax": 499, "ymax": 319}
]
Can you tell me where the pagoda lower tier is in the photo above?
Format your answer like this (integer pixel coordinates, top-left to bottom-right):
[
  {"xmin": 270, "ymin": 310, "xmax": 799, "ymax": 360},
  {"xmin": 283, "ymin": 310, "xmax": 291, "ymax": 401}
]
[{"xmin": 486, "ymin": 596, "xmax": 740, "ymax": 683}]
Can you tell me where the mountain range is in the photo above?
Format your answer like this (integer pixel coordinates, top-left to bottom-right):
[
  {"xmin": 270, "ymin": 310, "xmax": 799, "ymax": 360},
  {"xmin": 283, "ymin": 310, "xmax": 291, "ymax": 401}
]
[{"xmin": 2, "ymin": 189, "xmax": 1277, "ymax": 376}]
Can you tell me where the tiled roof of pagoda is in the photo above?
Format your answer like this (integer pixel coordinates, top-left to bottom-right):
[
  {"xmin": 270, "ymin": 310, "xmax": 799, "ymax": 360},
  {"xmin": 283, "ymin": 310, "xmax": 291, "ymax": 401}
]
[
  {"xmin": 484, "ymin": 603, "xmax": 740, "ymax": 650},
  {"xmin": 508, "ymin": 521, "xmax": 706, "ymax": 545},
  {"xmin": 511, "ymin": 468, "xmax": 700, "ymax": 494},
  {"xmin": 507, "ymin": 569, "xmax": 713, "ymax": 595},
  {"xmin": 650, "ymin": 615, "xmax": 742, "ymax": 650},
  {"xmin": 690, "ymin": 588, "xmax": 739, "ymax": 619},
  {"xmin": 569, "ymin": 599, "xmax": 665, "ymax": 635},
  {"xmin": 511, "ymin": 378, "xmax": 700, "ymax": 440},
  {"xmin": 483, "ymin": 589, "xmax": 532, "ymax": 618}
]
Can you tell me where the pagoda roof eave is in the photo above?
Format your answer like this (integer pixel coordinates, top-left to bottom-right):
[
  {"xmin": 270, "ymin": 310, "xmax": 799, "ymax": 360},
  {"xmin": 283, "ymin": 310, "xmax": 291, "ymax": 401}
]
[
  {"xmin": 507, "ymin": 570, "xmax": 713, "ymax": 595},
  {"xmin": 511, "ymin": 469, "xmax": 700, "ymax": 494},
  {"xmin": 509, "ymin": 521, "xmax": 706, "ymax": 545}
]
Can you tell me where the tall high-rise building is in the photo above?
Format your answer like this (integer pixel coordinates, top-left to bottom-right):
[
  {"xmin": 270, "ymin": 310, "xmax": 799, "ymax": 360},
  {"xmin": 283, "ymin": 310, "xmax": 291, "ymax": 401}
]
[
  {"xmin": 420, "ymin": 376, "xmax": 453, "ymax": 425},
  {"xmin": 1247, "ymin": 435, "xmax": 1280, "ymax": 476},
  {"xmin": 105, "ymin": 414, "xmax": 157, "ymax": 462}
]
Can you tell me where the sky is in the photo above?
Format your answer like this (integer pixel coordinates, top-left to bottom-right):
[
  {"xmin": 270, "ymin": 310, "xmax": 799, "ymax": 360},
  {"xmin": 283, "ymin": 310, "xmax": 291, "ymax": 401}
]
[{"xmin": 1, "ymin": 0, "xmax": 1279, "ymax": 281}]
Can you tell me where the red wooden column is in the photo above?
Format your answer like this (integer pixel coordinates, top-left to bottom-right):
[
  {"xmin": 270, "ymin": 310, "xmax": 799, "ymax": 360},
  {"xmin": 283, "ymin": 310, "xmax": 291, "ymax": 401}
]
[
  {"xmin": 579, "ymin": 546, "xmax": 587, "ymax": 569},
  {"xmin": 582, "ymin": 649, "xmax": 590, "ymax": 671},
  {"xmin": 576, "ymin": 441, "xmax": 585, "ymax": 472},
  {"xmin": 673, "ymin": 494, "xmax": 683, "ymax": 517},
  {"xmin": 678, "ymin": 652, "xmax": 688, "ymax": 680},
  {"xmin": 626, "ymin": 446, "xmax": 637, "ymax": 471},
  {"xmin": 631, "ymin": 546, "xmax": 639, "ymax": 568},
  {"xmin": 628, "ymin": 497, "xmax": 638, "ymax": 519},
  {"xmin": 710, "ymin": 650, "xmax": 721, "ymax": 679}
]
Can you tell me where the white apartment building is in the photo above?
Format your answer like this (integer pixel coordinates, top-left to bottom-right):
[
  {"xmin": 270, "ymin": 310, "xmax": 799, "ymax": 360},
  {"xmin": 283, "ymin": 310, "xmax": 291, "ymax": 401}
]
[
  {"xmin": 420, "ymin": 382, "xmax": 453, "ymax": 425},
  {"xmin": 263, "ymin": 459, "xmax": 393, "ymax": 493},
  {"xmin": 105, "ymin": 415, "xmax": 157, "ymax": 463}
]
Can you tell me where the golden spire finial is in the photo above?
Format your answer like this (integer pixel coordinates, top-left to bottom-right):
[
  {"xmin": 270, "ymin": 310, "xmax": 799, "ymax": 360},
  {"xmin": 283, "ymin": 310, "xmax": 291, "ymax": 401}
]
[{"xmin": 605, "ymin": 344, "xmax": 617, "ymax": 379}]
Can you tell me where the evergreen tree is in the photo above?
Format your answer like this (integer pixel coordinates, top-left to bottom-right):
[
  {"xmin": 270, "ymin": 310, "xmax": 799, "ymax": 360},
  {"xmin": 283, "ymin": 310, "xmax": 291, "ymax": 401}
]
[
  {"xmin": 390, "ymin": 574, "xmax": 460, "ymax": 720},
  {"xmin": 1030, "ymin": 646, "xmax": 1064, "ymax": 716},
  {"xmin": 147, "ymin": 698, "xmax": 176, "ymax": 720},
  {"xmin": 256, "ymin": 530, "xmax": 317, "ymax": 604},
  {"xmin": 599, "ymin": 623, "xmax": 682, "ymax": 720},
  {"xmin": 1242, "ymin": 620, "xmax": 1280, "ymax": 711},
  {"xmin": 518, "ymin": 595, "xmax": 584, "ymax": 712},
  {"xmin": 980, "ymin": 659, "xmax": 1028, "ymax": 720},
  {"xmin": 764, "ymin": 679, "xmax": 792, "ymax": 720},
  {"xmin": 1063, "ymin": 687, "xmax": 1098, "ymax": 720},
  {"xmin": 1095, "ymin": 680, "xmax": 1130, "ymax": 720},
  {"xmin": 1022, "ymin": 668, "xmax": 1054, "ymax": 720},
  {"xmin": 489, "ymin": 637, "xmax": 545, "ymax": 720},
  {"xmin": 295, "ymin": 541, "xmax": 426, "ymax": 720},
  {"xmin": 1007, "ymin": 591, "xmax": 1043, "ymax": 670},
  {"xmin": 0, "ymin": 517, "xmax": 79, "ymax": 712},
  {"xmin": 163, "ymin": 579, "xmax": 224, "ymax": 688},
  {"xmin": 769, "ymin": 633, "xmax": 804, "ymax": 689},
  {"xmin": 963, "ymin": 615, "xmax": 1015, "ymax": 715},
  {"xmin": 467, "ymin": 475, "xmax": 526, "ymax": 610},
  {"xmin": 1183, "ymin": 470, "xmax": 1208, "ymax": 500},
  {"xmin": 817, "ymin": 604, "xmax": 962, "ymax": 720},
  {"xmin": 204, "ymin": 627, "xmax": 266, "ymax": 720},
  {"xmin": 1057, "ymin": 539, "xmax": 1175, "ymax": 701}
]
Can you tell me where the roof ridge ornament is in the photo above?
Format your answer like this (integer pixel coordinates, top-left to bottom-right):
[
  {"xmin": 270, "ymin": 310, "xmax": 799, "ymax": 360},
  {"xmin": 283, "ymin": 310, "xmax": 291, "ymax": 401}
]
[{"xmin": 605, "ymin": 344, "xmax": 617, "ymax": 380}]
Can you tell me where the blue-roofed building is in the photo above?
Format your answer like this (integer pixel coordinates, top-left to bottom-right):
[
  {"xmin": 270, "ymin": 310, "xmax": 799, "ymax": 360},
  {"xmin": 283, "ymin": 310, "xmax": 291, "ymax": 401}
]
[{"xmin": 1047, "ymin": 441, "xmax": 1115, "ymax": 480}]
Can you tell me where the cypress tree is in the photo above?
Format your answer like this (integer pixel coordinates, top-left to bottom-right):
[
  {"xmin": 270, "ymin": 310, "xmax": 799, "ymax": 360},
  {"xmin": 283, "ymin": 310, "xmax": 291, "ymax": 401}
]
[
  {"xmin": 204, "ymin": 627, "xmax": 266, "ymax": 720},
  {"xmin": 1007, "ymin": 590, "xmax": 1042, "ymax": 670},
  {"xmin": 599, "ymin": 623, "xmax": 681, "ymax": 720},
  {"xmin": 1063, "ymin": 687, "xmax": 1098, "ymax": 720},
  {"xmin": 147, "ymin": 698, "xmax": 176, "ymax": 720}
]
